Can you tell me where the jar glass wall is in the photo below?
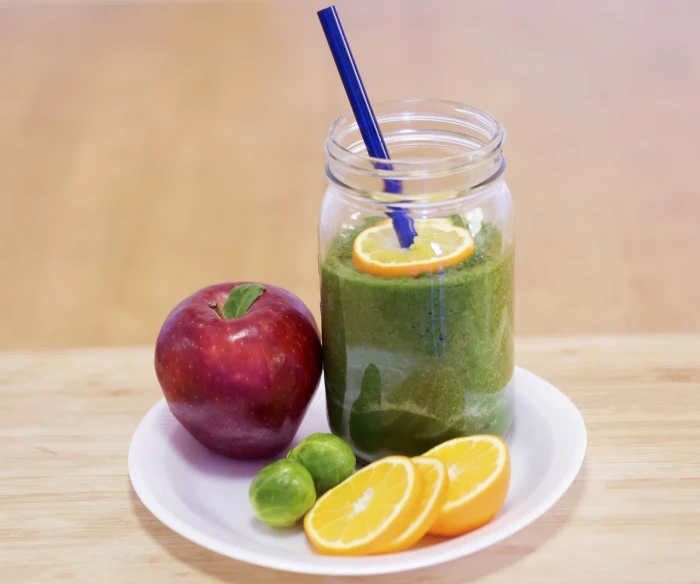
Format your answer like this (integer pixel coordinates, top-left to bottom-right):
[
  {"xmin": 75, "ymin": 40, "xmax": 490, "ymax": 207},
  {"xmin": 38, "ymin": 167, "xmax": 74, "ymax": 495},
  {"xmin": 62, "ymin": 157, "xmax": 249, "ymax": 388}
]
[{"xmin": 319, "ymin": 99, "xmax": 514, "ymax": 463}]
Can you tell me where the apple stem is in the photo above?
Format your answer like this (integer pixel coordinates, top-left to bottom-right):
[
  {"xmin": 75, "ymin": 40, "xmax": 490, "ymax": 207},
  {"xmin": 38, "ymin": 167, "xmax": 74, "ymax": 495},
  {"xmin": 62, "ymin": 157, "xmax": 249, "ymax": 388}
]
[{"xmin": 208, "ymin": 301, "xmax": 224, "ymax": 319}]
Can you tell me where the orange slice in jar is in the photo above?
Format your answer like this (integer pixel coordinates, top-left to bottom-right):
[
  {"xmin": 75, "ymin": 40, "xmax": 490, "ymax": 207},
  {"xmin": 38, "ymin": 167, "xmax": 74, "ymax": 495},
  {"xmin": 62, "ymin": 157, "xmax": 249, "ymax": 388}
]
[{"xmin": 352, "ymin": 218, "xmax": 474, "ymax": 277}]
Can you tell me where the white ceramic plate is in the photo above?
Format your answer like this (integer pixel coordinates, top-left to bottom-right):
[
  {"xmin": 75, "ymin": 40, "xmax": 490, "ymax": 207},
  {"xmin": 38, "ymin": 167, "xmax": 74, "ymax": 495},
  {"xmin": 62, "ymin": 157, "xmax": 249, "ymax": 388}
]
[{"xmin": 129, "ymin": 366, "xmax": 586, "ymax": 576}]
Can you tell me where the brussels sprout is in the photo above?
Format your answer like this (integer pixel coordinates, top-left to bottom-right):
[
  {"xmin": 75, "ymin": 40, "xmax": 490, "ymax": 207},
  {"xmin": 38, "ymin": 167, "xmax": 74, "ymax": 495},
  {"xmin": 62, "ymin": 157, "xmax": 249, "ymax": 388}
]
[
  {"xmin": 287, "ymin": 433, "xmax": 356, "ymax": 494},
  {"xmin": 248, "ymin": 460, "xmax": 316, "ymax": 527}
]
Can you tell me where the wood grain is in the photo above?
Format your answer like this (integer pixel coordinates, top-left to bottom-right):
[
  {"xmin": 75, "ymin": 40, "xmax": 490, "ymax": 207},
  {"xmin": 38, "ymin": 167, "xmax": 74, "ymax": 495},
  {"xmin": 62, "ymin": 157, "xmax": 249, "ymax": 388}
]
[
  {"xmin": 0, "ymin": 0, "xmax": 699, "ymax": 350},
  {"xmin": 1, "ymin": 336, "xmax": 699, "ymax": 583}
]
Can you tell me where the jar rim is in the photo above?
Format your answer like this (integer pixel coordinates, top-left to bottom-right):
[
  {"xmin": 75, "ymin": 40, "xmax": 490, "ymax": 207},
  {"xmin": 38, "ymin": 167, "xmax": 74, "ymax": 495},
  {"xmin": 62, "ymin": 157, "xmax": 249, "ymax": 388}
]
[{"xmin": 325, "ymin": 98, "xmax": 506, "ymax": 177}]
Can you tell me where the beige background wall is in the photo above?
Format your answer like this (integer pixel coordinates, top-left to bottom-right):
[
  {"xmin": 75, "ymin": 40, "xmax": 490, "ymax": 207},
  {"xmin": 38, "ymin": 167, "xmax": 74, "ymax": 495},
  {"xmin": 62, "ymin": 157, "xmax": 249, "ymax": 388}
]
[{"xmin": 1, "ymin": 0, "xmax": 698, "ymax": 349}]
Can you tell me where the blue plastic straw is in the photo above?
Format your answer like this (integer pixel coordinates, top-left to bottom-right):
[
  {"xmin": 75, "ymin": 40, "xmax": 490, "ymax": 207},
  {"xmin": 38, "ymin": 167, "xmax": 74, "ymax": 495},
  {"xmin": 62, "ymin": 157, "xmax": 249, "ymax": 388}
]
[{"xmin": 318, "ymin": 5, "xmax": 417, "ymax": 249}]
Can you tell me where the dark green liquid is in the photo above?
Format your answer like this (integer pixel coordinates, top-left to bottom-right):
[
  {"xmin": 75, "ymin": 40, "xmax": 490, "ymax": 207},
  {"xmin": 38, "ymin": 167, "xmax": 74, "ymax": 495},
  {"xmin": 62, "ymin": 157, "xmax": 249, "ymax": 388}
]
[{"xmin": 320, "ymin": 222, "xmax": 515, "ymax": 462}]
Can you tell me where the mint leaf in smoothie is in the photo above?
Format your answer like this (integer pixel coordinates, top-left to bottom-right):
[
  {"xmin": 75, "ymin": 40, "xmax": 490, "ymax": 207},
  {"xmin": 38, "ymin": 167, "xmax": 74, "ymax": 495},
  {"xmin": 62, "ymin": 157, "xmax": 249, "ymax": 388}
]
[
  {"xmin": 350, "ymin": 363, "xmax": 382, "ymax": 455},
  {"xmin": 460, "ymin": 223, "xmax": 503, "ymax": 268},
  {"xmin": 449, "ymin": 214, "xmax": 467, "ymax": 229},
  {"xmin": 473, "ymin": 224, "xmax": 502, "ymax": 256}
]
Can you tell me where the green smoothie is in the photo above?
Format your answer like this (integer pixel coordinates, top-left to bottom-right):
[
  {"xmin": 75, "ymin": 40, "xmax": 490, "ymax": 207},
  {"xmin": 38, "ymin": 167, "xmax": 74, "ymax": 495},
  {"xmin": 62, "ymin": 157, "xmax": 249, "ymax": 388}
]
[{"xmin": 320, "ymin": 219, "xmax": 514, "ymax": 462}]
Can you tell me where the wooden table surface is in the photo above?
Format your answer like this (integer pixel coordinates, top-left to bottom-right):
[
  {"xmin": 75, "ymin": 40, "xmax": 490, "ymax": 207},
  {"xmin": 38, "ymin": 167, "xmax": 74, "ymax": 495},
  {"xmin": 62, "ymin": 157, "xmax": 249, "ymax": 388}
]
[
  {"xmin": 1, "ymin": 336, "xmax": 699, "ymax": 583},
  {"xmin": 1, "ymin": 0, "xmax": 700, "ymax": 350}
]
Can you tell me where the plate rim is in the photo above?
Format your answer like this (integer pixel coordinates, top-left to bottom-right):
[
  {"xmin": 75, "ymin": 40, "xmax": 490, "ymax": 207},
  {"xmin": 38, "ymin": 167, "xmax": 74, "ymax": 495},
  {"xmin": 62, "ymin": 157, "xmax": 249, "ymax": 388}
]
[{"xmin": 128, "ymin": 365, "xmax": 587, "ymax": 576}]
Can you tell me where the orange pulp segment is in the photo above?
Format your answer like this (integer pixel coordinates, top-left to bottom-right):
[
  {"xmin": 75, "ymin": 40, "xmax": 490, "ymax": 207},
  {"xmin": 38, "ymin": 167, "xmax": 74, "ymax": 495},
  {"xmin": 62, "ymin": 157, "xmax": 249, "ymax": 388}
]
[
  {"xmin": 423, "ymin": 435, "xmax": 510, "ymax": 536},
  {"xmin": 373, "ymin": 456, "xmax": 449, "ymax": 554},
  {"xmin": 304, "ymin": 455, "xmax": 423, "ymax": 555}
]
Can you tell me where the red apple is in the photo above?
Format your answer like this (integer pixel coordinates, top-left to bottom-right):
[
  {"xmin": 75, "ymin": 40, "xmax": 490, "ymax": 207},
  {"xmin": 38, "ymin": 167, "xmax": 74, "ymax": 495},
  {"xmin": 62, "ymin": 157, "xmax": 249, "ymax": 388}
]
[{"xmin": 154, "ymin": 282, "xmax": 323, "ymax": 459}]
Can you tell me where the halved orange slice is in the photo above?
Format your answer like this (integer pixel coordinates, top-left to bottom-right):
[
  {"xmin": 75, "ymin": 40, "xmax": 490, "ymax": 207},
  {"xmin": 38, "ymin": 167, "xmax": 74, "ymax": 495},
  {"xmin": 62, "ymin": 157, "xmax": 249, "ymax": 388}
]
[
  {"xmin": 373, "ymin": 456, "xmax": 449, "ymax": 554},
  {"xmin": 424, "ymin": 435, "xmax": 510, "ymax": 536},
  {"xmin": 352, "ymin": 218, "xmax": 474, "ymax": 277},
  {"xmin": 304, "ymin": 456, "xmax": 423, "ymax": 556}
]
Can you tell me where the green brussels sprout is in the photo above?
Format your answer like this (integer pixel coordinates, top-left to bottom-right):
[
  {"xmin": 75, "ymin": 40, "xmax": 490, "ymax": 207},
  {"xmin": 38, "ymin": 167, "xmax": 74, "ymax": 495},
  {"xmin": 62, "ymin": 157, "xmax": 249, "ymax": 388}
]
[
  {"xmin": 248, "ymin": 460, "xmax": 316, "ymax": 527},
  {"xmin": 287, "ymin": 433, "xmax": 356, "ymax": 495}
]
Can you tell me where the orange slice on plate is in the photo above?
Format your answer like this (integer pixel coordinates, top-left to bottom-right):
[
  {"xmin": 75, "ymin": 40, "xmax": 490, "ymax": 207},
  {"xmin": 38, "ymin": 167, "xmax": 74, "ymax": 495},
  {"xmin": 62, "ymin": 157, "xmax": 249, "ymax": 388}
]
[
  {"xmin": 424, "ymin": 435, "xmax": 510, "ymax": 536},
  {"xmin": 304, "ymin": 456, "xmax": 423, "ymax": 556},
  {"xmin": 373, "ymin": 456, "xmax": 449, "ymax": 554},
  {"xmin": 352, "ymin": 218, "xmax": 474, "ymax": 277}
]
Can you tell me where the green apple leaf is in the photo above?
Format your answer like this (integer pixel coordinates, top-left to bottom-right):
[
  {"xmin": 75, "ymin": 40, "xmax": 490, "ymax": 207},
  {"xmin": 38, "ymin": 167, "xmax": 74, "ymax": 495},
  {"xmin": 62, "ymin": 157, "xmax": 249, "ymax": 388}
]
[{"xmin": 222, "ymin": 284, "xmax": 266, "ymax": 318}]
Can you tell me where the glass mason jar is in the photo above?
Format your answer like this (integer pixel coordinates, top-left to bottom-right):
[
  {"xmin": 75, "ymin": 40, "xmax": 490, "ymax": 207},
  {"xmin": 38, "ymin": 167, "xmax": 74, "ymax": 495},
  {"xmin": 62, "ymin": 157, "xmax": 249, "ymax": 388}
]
[{"xmin": 318, "ymin": 99, "xmax": 514, "ymax": 463}]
